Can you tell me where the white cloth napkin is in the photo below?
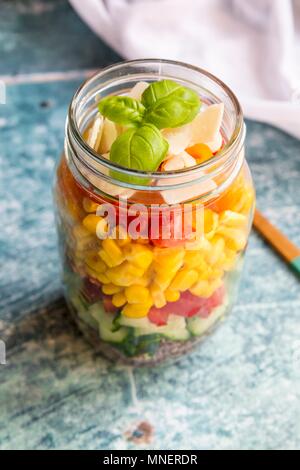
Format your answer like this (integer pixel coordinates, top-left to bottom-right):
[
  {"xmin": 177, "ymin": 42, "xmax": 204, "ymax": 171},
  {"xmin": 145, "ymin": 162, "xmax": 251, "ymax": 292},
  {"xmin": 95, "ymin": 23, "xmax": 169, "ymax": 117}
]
[{"xmin": 69, "ymin": 0, "xmax": 300, "ymax": 138}]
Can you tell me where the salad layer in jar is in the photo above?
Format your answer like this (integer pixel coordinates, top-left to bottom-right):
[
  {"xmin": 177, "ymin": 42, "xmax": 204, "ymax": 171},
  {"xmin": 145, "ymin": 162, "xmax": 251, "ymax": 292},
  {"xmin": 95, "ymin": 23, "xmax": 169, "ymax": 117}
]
[{"xmin": 55, "ymin": 71, "xmax": 255, "ymax": 365}]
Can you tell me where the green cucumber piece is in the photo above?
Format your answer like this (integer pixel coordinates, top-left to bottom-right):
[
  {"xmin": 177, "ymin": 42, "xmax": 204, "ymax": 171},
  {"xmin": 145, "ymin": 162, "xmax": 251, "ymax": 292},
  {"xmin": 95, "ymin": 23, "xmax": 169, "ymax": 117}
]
[
  {"xmin": 187, "ymin": 304, "xmax": 227, "ymax": 337},
  {"xmin": 78, "ymin": 307, "xmax": 99, "ymax": 330},
  {"xmin": 90, "ymin": 304, "xmax": 129, "ymax": 343},
  {"xmin": 69, "ymin": 292, "xmax": 99, "ymax": 330},
  {"xmin": 118, "ymin": 316, "xmax": 153, "ymax": 329},
  {"xmin": 134, "ymin": 315, "xmax": 190, "ymax": 341}
]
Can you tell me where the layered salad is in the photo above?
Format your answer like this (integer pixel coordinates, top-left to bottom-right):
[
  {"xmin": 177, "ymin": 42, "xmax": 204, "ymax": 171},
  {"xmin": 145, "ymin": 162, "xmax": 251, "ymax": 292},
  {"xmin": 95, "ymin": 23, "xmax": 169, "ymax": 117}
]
[{"xmin": 56, "ymin": 78, "xmax": 255, "ymax": 365}]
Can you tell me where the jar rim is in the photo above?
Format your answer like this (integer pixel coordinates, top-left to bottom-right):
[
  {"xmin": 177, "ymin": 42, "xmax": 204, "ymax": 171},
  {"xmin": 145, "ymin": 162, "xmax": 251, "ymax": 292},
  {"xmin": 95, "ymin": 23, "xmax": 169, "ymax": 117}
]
[{"xmin": 67, "ymin": 59, "xmax": 245, "ymax": 192}]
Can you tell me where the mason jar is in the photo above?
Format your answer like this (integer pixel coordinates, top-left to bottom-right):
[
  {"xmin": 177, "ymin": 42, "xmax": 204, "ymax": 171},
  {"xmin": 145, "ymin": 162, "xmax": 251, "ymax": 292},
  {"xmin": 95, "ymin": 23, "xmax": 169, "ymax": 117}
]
[{"xmin": 54, "ymin": 59, "xmax": 255, "ymax": 366}]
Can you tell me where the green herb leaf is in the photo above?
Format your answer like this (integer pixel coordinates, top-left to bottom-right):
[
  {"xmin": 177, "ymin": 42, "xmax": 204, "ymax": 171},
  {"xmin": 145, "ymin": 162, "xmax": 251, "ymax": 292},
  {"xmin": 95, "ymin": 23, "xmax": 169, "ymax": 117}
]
[
  {"xmin": 110, "ymin": 123, "xmax": 169, "ymax": 185},
  {"xmin": 142, "ymin": 79, "xmax": 201, "ymax": 129},
  {"xmin": 98, "ymin": 96, "xmax": 146, "ymax": 126}
]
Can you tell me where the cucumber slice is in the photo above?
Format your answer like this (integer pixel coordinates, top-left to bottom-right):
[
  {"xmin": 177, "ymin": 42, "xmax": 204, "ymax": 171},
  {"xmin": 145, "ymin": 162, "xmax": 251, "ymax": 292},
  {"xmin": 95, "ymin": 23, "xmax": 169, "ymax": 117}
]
[
  {"xmin": 118, "ymin": 315, "xmax": 153, "ymax": 330},
  {"xmin": 78, "ymin": 307, "xmax": 99, "ymax": 330},
  {"xmin": 135, "ymin": 315, "xmax": 190, "ymax": 341},
  {"xmin": 90, "ymin": 304, "xmax": 129, "ymax": 343},
  {"xmin": 69, "ymin": 292, "xmax": 99, "ymax": 330},
  {"xmin": 119, "ymin": 313, "xmax": 190, "ymax": 341},
  {"xmin": 187, "ymin": 304, "xmax": 227, "ymax": 337}
]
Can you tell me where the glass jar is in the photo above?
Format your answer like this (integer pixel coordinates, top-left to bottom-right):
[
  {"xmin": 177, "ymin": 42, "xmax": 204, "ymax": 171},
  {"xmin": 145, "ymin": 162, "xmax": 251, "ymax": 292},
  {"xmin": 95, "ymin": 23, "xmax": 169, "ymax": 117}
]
[{"xmin": 54, "ymin": 60, "xmax": 255, "ymax": 366}]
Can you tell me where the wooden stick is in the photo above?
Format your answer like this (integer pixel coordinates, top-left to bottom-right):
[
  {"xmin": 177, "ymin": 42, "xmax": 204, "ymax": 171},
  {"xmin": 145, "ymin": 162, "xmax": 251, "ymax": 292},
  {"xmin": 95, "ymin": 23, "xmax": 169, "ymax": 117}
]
[{"xmin": 253, "ymin": 209, "xmax": 300, "ymax": 276}]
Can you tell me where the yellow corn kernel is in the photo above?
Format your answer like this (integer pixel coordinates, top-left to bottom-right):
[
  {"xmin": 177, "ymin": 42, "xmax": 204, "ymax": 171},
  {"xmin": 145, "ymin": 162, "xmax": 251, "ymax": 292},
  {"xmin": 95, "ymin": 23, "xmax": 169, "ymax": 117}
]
[
  {"xmin": 154, "ymin": 265, "xmax": 181, "ymax": 291},
  {"xmin": 125, "ymin": 244, "xmax": 153, "ymax": 271},
  {"xmin": 122, "ymin": 301, "xmax": 153, "ymax": 318},
  {"xmin": 112, "ymin": 292, "xmax": 127, "ymax": 308},
  {"xmin": 241, "ymin": 188, "xmax": 255, "ymax": 215},
  {"xmin": 82, "ymin": 197, "xmax": 99, "ymax": 213},
  {"xmin": 184, "ymin": 250, "xmax": 207, "ymax": 270},
  {"xmin": 135, "ymin": 273, "xmax": 152, "ymax": 287},
  {"xmin": 154, "ymin": 247, "xmax": 185, "ymax": 268},
  {"xmin": 114, "ymin": 226, "xmax": 131, "ymax": 247},
  {"xmin": 102, "ymin": 283, "xmax": 122, "ymax": 295},
  {"xmin": 217, "ymin": 227, "xmax": 247, "ymax": 252},
  {"xmin": 232, "ymin": 187, "xmax": 255, "ymax": 214},
  {"xmin": 98, "ymin": 250, "xmax": 115, "ymax": 268},
  {"xmin": 96, "ymin": 273, "xmax": 110, "ymax": 284},
  {"xmin": 185, "ymin": 236, "xmax": 211, "ymax": 252},
  {"xmin": 82, "ymin": 214, "xmax": 104, "ymax": 235},
  {"xmin": 223, "ymin": 249, "xmax": 237, "ymax": 271},
  {"xmin": 208, "ymin": 278, "xmax": 223, "ymax": 294},
  {"xmin": 206, "ymin": 237, "xmax": 225, "ymax": 266},
  {"xmin": 204, "ymin": 209, "xmax": 219, "ymax": 239},
  {"xmin": 210, "ymin": 268, "xmax": 224, "ymax": 280},
  {"xmin": 102, "ymin": 238, "xmax": 124, "ymax": 266},
  {"xmin": 85, "ymin": 254, "xmax": 106, "ymax": 273},
  {"xmin": 96, "ymin": 218, "xmax": 110, "ymax": 239},
  {"xmin": 153, "ymin": 259, "xmax": 183, "ymax": 276},
  {"xmin": 213, "ymin": 248, "xmax": 227, "ymax": 265},
  {"xmin": 125, "ymin": 285, "xmax": 150, "ymax": 304},
  {"xmin": 150, "ymin": 284, "xmax": 167, "ymax": 309},
  {"xmin": 191, "ymin": 278, "xmax": 223, "ymax": 298},
  {"xmin": 197, "ymin": 265, "xmax": 213, "ymax": 281},
  {"xmin": 165, "ymin": 289, "xmax": 180, "ymax": 303},
  {"xmin": 219, "ymin": 210, "xmax": 247, "ymax": 228},
  {"xmin": 153, "ymin": 249, "xmax": 184, "ymax": 288},
  {"xmin": 106, "ymin": 262, "xmax": 141, "ymax": 287},
  {"xmin": 170, "ymin": 269, "xmax": 198, "ymax": 292},
  {"xmin": 190, "ymin": 280, "xmax": 213, "ymax": 298},
  {"xmin": 127, "ymin": 263, "xmax": 145, "ymax": 278}
]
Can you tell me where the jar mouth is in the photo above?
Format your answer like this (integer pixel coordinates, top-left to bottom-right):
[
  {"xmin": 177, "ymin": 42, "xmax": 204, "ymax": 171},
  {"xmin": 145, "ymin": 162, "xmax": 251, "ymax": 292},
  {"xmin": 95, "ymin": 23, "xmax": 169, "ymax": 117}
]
[{"xmin": 67, "ymin": 59, "xmax": 244, "ymax": 192}]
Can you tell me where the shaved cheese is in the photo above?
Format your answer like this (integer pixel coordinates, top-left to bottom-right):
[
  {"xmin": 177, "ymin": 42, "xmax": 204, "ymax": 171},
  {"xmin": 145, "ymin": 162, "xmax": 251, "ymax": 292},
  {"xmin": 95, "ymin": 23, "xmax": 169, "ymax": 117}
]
[
  {"xmin": 99, "ymin": 118, "xmax": 118, "ymax": 154},
  {"xmin": 162, "ymin": 151, "xmax": 196, "ymax": 171},
  {"xmin": 162, "ymin": 124, "xmax": 192, "ymax": 156},
  {"xmin": 190, "ymin": 103, "xmax": 224, "ymax": 145},
  {"xmin": 205, "ymin": 131, "xmax": 223, "ymax": 153},
  {"xmin": 127, "ymin": 81, "xmax": 149, "ymax": 100},
  {"xmin": 87, "ymin": 114, "xmax": 103, "ymax": 151},
  {"xmin": 163, "ymin": 155, "xmax": 186, "ymax": 171},
  {"xmin": 181, "ymin": 152, "xmax": 197, "ymax": 167}
]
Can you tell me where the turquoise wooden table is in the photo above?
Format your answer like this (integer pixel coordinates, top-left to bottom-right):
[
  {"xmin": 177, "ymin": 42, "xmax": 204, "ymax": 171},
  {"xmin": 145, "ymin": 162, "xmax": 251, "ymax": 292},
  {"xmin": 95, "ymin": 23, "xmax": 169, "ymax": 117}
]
[{"xmin": 1, "ymin": 0, "xmax": 300, "ymax": 450}]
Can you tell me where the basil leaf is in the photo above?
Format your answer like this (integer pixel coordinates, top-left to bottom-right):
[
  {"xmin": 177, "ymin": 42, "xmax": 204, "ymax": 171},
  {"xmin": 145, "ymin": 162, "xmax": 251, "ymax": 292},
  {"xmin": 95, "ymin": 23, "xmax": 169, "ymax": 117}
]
[
  {"xmin": 110, "ymin": 123, "xmax": 169, "ymax": 185},
  {"xmin": 142, "ymin": 79, "xmax": 201, "ymax": 129},
  {"xmin": 142, "ymin": 80, "xmax": 183, "ymax": 107},
  {"xmin": 98, "ymin": 96, "xmax": 146, "ymax": 126}
]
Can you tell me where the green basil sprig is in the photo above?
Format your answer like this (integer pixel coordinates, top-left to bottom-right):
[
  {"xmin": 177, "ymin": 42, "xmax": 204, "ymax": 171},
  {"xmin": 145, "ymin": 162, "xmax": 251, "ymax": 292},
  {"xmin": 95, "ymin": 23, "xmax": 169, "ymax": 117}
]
[
  {"xmin": 97, "ymin": 80, "xmax": 201, "ymax": 182},
  {"xmin": 98, "ymin": 96, "xmax": 145, "ymax": 126},
  {"xmin": 142, "ymin": 80, "xmax": 201, "ymax": 129},
  {"xmin": 110, "ymin": 123, "xmax": 169, "ymax": 185},
  {"xmin": 98, "ymin": 80, "xmax": 201, "ymax": 129}
]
